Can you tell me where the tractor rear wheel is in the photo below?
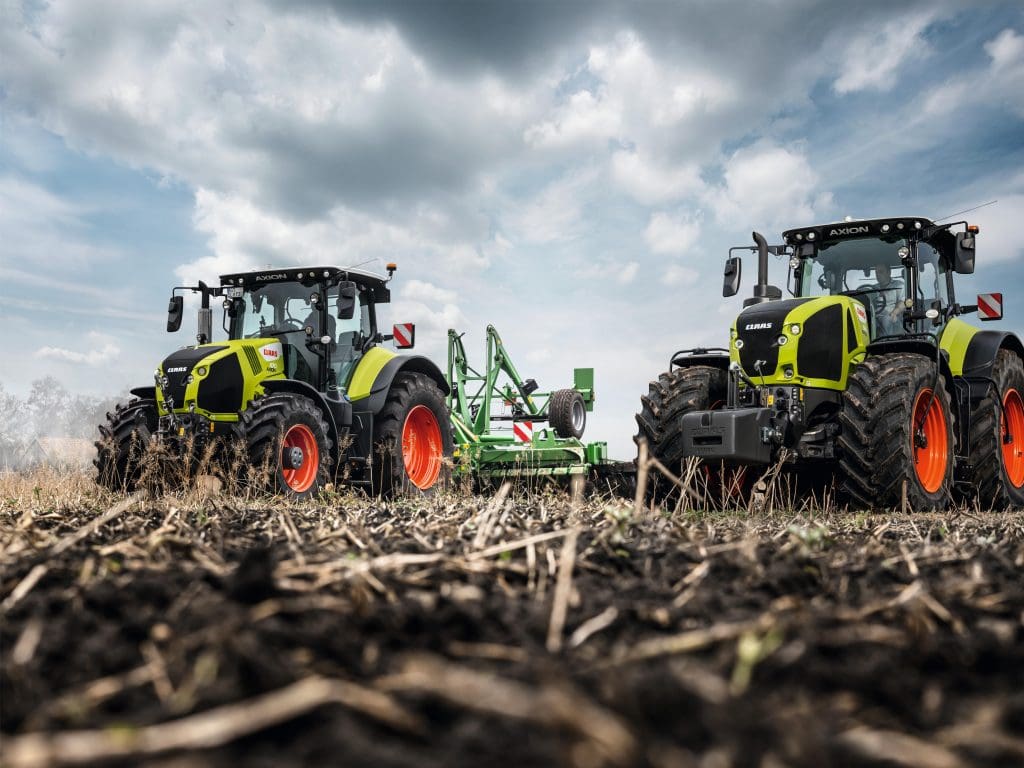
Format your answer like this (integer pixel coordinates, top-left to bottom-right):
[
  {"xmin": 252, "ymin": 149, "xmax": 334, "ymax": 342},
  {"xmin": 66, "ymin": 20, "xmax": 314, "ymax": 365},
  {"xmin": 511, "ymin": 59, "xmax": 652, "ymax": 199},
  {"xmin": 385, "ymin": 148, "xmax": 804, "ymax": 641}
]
[
  {"xmin": 635, "ymin": 366, "xmax": 748, "ymax": 507},
  {"xmin": 838, "ymin": 353, "xmax": 954, "ymax": 511},
  {"xmin": 94, "ymin": 399, "xmax": 158, "ymax": 491},
  {"xmin": 968, "ymin": 349, "xmax": 1024, "ymax": 509},
  {"xmin": 242, "ymin": 394, "xmax": 331, "ymax": 498},
  {"xmin": 549, "ymin": 388, "xmax": 586, "ymax": 439},
  {"xmin": 372, "ymin": 372, "xmax": 453, "ymax": 496}
]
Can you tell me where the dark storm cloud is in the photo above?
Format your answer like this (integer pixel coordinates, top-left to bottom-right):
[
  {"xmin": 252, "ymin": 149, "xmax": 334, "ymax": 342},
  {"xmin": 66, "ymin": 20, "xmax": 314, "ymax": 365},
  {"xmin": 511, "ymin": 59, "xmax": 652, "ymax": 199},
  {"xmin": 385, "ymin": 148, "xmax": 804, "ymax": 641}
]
[{"xmin": 284, "ymin": 0, "xmax": 950, "ymax": 79}]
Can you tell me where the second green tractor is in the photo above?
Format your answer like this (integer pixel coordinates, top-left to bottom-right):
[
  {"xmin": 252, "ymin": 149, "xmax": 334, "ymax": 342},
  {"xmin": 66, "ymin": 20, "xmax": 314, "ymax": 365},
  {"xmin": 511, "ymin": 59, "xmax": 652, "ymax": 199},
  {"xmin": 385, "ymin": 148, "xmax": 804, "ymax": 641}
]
[{"xmin": 637, "ymin": 217, "xmax": 1024, "ymax": 510}]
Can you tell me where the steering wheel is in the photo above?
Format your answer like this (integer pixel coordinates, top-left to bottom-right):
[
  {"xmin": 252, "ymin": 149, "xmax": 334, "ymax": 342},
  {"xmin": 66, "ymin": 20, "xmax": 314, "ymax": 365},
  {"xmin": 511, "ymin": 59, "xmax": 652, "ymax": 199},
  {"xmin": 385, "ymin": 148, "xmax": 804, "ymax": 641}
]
[{"xmin": 265, "ymin": 318, "xmax": 305, "ymax": 334}]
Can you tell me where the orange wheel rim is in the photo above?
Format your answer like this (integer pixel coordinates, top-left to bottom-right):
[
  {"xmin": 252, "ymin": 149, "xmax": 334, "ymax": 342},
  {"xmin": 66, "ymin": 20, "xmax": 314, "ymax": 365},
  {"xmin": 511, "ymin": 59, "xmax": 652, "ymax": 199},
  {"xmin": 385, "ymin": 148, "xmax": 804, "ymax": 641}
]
[
  {"xmin": 282, "ymin": 424, "xmax": 318, "ymax": 493},
  {"xmin": 402, "ymin": 405, "xmax": 443, "ymax": 490},
  {"xmin": 912, "ymin": 389, "xmax": 948, "ymax": 494},
  {"xmin": 1002, "ymin": 388, "xmax": 1024, "ymax": 488}
]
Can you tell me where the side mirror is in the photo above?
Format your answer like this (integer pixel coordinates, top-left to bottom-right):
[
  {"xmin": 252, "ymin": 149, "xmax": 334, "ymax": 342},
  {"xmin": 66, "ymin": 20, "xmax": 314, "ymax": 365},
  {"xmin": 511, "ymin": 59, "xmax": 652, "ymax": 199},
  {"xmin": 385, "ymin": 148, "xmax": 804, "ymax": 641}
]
[
  {"xmin": 393, "ymin": 323, "xmax": 415, "ymax": 349},
  {"xmin": 167, "ymin": 296, "xmax": 184, "ymax": 332},
  {"xmin": 954, "ymin": 232, "xmax": 976, "ymax": 274},
  {"xmin": 977, "ymin": 293, "xmax": 1003, "ymax": 321},
  {"xmin": 723, "ymin": 256, "xmax": 742, "ymax": 297},
  {"xmin": 336, "ymin": 281, "xmax": 357, "ymax": 320}
]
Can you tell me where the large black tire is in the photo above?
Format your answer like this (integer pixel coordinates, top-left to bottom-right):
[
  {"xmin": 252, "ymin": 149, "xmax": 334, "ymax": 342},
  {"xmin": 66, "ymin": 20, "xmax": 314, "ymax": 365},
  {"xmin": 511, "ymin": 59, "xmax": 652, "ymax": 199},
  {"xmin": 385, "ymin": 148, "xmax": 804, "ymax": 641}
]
[
  {"xmin": 549, "ymin": 388, "xmax": 586, "ymax": 439},
  {"xmin": 94, "ymin": 399, "xmax": 158, "ymax": 491},
  {"xmin": 968, "ymin": 349, "xmax": 1024, "ymax": 509},
  {"xmin": 372, "ymin": 372, "xmax": 453, "ymax": 497},
  {"xmin": 838, "ymin": 353, "xmax": 954, "ymax": 511},
  {"xmin": 634, "ymin": 366, "xmax": 749, "ymax": 506},
  {"xmin": 241, "ymin": 394, "xmax": 332, "ymax": 498}
]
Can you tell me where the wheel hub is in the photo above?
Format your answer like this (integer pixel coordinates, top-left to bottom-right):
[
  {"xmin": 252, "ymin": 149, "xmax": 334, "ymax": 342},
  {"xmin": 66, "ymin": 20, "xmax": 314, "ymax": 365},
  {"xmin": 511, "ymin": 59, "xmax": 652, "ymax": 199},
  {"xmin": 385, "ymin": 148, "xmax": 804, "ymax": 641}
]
[{"xmin": 282, "ymin": 446, "xmax": 304, "ymax": 470}]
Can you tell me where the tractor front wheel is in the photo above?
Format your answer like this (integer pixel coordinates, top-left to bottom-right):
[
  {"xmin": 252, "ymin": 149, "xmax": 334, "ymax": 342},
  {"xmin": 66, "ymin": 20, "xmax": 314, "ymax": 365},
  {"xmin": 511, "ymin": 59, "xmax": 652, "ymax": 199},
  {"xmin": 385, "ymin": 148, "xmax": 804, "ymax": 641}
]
[
  {"xmin": 372, "ymin": 373, "xmax": 453, "ymax": 496},
  {"xmin": 94, "ymin": 398, "xmax": 158, "ymax": 491},
  {"xmin": 242, "ymin": 394, "xmax": 332, "ymax": 498},
  {"xmin": 969, "ymin": 349, "xmax": 1024, "ymax": 509},
  {"xmin": 635, "ymin": 366, "xmax": 749, "ymax": 507},
  {"xmin": 839, "ymin": 353, "xmax": 954, "ymax": 511}
]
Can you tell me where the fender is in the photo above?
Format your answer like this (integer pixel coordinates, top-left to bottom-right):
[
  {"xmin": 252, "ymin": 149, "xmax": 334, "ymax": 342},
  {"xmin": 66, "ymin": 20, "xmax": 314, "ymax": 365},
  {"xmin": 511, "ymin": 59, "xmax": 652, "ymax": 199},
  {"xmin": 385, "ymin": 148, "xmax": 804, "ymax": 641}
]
[
  {"xmin": 670, "ymin": 352, "xmax": 731, "ymax": 371},
  {"xmin": 960, "ymin": 330, "xmax": 1024, "ymax": 380},
  {"xmin": 130, "ymin": 386, "xmax": 157, "ymax": 400},
  {"xmin": 258, "ymin": 378, "xmax": 347, "ymax": 456},
  {"xmin": 865, "ymin": 339, "xmax": 955, "ymax": 389},
  {"xmin": 360, "ymin": 355, "xmax": 450, "ymax": 414}
]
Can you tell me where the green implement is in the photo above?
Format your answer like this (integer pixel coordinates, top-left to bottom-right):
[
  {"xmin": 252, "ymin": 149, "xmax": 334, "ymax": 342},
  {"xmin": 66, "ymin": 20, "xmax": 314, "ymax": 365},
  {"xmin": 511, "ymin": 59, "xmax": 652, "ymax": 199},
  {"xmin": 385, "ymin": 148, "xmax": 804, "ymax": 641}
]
[{"xmin": 446, "ymin": 325, "xmax": 608, "ymax": 481}]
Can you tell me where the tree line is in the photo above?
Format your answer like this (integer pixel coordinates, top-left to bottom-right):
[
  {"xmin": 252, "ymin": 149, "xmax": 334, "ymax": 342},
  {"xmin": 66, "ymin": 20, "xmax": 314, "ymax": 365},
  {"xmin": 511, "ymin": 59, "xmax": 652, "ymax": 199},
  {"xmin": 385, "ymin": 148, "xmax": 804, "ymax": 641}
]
[{"xmin": 0, "ymin": 377, "xmax": 128, "ymax": 469}]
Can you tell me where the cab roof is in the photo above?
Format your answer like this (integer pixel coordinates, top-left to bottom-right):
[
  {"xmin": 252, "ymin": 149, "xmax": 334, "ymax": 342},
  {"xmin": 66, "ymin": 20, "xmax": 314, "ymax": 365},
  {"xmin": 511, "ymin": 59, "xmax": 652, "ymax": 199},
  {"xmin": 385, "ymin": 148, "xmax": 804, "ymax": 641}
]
[
  {"xmin": 782, "ymin": 217, "xmax": 937, "ymax": 246},
  {"xmin": 219, "ymin": 266, "xmax": 391, "ymax": 303}
]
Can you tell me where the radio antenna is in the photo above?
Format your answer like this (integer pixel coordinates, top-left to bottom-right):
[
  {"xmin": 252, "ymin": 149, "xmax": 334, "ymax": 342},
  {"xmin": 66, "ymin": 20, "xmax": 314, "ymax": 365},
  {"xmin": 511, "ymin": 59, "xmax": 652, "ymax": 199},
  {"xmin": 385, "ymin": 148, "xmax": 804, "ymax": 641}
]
[{"xmin": 935, "ymin": 200, "xmax": 997, "ymax": 223}]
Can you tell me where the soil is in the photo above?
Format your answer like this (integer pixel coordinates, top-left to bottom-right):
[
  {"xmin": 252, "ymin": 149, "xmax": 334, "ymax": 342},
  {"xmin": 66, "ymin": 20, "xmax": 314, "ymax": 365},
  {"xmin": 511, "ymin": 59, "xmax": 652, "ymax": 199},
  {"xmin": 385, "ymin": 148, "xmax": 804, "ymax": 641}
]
[{"xmin": 2, "ymin": 484, "xmax": 1023, "ymax": 767}]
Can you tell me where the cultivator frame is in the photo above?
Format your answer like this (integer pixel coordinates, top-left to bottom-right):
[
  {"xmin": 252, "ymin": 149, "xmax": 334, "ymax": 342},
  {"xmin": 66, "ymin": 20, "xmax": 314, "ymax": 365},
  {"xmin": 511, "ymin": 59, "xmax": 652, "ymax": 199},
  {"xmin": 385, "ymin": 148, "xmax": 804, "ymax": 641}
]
[{"xmin": 446, "ymin": 325, "xmax": 607, "ymax": 481}]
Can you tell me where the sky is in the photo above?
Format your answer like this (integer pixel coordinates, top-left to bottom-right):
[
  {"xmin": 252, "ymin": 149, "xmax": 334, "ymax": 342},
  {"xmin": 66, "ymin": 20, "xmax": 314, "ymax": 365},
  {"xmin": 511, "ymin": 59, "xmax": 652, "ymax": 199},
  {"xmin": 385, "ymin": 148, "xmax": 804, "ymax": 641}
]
[{"xmin": 1, "ymin": 0, "xmax": 1023, "ymax": 458}]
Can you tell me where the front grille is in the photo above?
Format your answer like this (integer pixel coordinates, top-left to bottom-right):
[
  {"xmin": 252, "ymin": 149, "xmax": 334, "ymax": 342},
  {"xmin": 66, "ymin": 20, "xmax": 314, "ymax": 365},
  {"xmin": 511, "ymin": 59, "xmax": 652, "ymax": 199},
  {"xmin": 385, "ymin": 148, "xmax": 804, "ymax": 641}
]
[
  {"xmin": 735, "ymin": 301, "xmax": 806, "ymax": 378},
  {"xmin": 197, "ymin": 355, "xmax": 244, "ymax": 414},
  {"xmin": 161, "ymin": 346, "xmax": 227, "ymax": 409},
  {"xmin": 737, "ymin": 330, "xmax": 779, "ymax": 377},
  {"xmin": 797, "ymin": 304, "xmax": 844, "ymax": 381}
]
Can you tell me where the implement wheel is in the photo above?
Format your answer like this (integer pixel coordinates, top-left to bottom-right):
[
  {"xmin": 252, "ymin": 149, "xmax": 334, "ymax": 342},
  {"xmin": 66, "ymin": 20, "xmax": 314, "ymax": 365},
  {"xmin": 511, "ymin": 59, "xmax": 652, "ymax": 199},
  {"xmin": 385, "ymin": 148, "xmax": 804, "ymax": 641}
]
[
  {"xmin": 94, "ymin": 399, "xmax": 158, "ymax": 491},
  {"xmin": 373, "ymin": 372, "xmax": 453, "ymax": 496},
  {"xmin": 969, "ymin": 349, "xmax": 1024, "ymax": 509},
  {"xmin": 242, "ymin": 394, "xmax": 331, "ymax": 498},
  {"xmin": 549, "ymin": 388, "xmax": 586, "ymax": 439},
  {"xmin": 838, "ymin": 353, "xmax": 954, "ymax": 511}
]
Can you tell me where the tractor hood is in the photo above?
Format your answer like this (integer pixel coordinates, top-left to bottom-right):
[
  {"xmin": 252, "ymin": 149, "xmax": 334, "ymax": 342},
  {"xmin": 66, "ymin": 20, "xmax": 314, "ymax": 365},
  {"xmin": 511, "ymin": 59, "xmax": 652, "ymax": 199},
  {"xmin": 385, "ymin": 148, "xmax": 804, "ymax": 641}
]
[
  {"xmin": 731, "ymin": 295, "xmax": 870, "ymax": 390},
  {"xmin": 156, "ymin": 339, "xmax": 285, "ymax": 419}
]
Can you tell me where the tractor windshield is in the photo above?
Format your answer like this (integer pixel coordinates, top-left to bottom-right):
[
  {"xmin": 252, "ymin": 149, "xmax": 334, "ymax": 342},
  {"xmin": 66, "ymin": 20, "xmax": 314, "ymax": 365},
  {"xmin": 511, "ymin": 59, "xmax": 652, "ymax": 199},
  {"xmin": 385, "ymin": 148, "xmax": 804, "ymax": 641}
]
[{"xmin": 797, "ymin": 237, "xmax": 949, "ymax": 338}]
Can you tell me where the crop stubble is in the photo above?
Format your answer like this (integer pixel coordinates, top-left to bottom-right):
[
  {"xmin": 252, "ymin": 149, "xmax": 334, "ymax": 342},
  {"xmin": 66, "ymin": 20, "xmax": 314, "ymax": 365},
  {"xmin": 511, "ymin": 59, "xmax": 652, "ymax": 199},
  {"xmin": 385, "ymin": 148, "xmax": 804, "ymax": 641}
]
[{"xmin": 2, "ymin": 470, "xmax": 1023, "ymax": 767}]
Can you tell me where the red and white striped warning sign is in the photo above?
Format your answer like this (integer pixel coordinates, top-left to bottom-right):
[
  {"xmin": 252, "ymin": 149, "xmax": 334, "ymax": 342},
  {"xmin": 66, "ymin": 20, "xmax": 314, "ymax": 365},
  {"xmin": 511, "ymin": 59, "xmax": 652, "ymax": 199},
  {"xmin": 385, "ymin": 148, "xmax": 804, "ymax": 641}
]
[
  {"xmin": 978, "ymin": 293, "xmax": 1003, "ymax": 320},
  {"xmin": 513, "ymin": 420, "xmax": 533, "ymax": 443},
  {"xmin": 392, "ymin": 323, "xmax": 415, "ymax": 348}
]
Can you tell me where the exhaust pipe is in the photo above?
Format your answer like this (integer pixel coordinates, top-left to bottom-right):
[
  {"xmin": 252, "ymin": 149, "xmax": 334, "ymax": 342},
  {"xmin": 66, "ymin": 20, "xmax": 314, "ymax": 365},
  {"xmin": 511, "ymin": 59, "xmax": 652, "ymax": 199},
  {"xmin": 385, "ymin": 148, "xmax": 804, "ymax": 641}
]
[
  {"xmin": 197, "ymin": 280, "xmax": 213, "ymax": 345},
  {"xmin": 744, "ymin": 231, "xmax": 780, "ymax": 306}
]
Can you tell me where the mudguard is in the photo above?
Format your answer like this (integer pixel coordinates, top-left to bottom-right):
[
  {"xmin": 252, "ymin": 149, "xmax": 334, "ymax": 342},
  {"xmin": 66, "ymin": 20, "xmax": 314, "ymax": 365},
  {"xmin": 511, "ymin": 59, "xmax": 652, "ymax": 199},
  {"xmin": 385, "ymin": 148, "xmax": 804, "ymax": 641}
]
[
  {"xmin": 959, "ymin": 330, "xmax": 1024, "ymax": 379},
  {"xmin": 259, "ymin": 379, "xmax": 346, "ymax": 453},
  {"xmin": 357, "ymin": 354, "xmax": 450, "ymax": 414},
  {"xmin": 670, "ymin": 352, "xmax": 731, "ymax": 370}
]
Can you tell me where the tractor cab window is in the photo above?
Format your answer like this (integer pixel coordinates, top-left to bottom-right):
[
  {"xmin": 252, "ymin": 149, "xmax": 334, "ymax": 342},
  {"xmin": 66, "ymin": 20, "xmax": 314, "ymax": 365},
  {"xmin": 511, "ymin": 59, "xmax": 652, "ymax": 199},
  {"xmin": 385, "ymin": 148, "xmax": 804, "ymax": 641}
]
[
  {"xmin": 326, "ymin": 284, "xmax": 372, "ymax": 389},
  {"xmin": 913, "ymin": 243, "xmax": 949, "ymax": 333},
  {"xmin": 231, "ymin": 281, "xmax": 323, "ymax": 386},
  {"xmin": 799, "ymin": 237, "xmax": 910, "ymax": 338}
]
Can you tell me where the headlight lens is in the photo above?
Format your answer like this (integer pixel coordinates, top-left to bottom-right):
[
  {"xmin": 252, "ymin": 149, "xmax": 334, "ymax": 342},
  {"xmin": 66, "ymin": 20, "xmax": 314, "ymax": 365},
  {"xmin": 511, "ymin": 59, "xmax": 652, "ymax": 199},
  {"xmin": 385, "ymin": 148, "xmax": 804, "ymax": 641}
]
[
  {"xmin": 196, "ymin": 366, "xmax": 207, "ymax": 377},
  {"xmin": 735, "ymin": 338, "xmax": 745, "ymax": 349},
  {"xmin": 777, "ymin": 335, "xmax": 788, "ymax": 346},
  {"xmin": 789, "ymin": 323, "xmax": 800, "ymax": 335}
]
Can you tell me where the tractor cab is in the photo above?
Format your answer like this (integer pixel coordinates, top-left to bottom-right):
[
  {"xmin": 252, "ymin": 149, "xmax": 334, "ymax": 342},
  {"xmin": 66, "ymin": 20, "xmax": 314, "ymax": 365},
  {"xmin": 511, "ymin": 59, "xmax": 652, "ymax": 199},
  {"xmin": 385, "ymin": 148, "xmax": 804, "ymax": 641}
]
[
  {"xmin": 786, "ymin": 221, "xmax": 953, "ymax": 341},
  {"xmin": 219, "ymin": 267, "xmax": 388, "ymax": 394}
]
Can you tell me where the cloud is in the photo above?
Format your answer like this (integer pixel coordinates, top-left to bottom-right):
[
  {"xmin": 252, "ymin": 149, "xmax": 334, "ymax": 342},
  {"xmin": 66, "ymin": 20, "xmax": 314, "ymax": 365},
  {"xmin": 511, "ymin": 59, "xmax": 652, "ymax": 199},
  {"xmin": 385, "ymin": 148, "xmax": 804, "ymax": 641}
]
[
  {"xmin": 644, "ymin": 210, "xmax": 701, "ymax": 255},
  {"xmin": 833, "ymin": 11, "xmax": 937, "ymax": 94},
  {"xmin": 400, "ymin": 279, "xmax": 457, "ymax": 305},
  {"xmin": 36, "ymin": 333, "xmax": 121, "ymax": 366},
  {"xmin": 509, "ymin": 167, "xmax": 599, "ymax": 245},
  {"xmin": 611, "ymin": 150, "xmax": 701, "ymax": 205},
  {"xmin": 705, "ymin": 141, "xmax": 832, "ymax": 229},
  {"xmin": 618, "ymin": 261, "xmax": 640, "ymax": 284}
]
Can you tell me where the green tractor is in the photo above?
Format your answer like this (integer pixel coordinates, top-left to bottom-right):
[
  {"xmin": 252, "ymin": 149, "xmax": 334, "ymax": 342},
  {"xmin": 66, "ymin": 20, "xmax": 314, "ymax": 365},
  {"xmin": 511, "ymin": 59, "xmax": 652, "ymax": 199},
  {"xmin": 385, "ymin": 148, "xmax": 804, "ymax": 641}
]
[
  {"xmin": 96, "ymin": 265, "xmax": 453, "ymax": 497},
  {"xmin": 637, "ymin": 217, "xmax": 1024, "ymax": 510}
]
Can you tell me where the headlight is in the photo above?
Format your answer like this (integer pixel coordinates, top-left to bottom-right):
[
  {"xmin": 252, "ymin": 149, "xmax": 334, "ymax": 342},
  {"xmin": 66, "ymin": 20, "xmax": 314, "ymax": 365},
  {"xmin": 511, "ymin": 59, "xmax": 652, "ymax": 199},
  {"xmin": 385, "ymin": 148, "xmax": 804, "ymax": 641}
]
[
  {"xmin": 735, "ymin": 338, "xmax": 745, "ymax": 349},
  {"xmin": 789, "ymin": 323, "xmax": 801, "ymax": 335},
  {"xmin": 196, "ymin": 366, "xmax": 207, "ymax": 377},
  {"xmin": 777, "ymin": 335, "xmax": 788, "ymax": 346}
]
